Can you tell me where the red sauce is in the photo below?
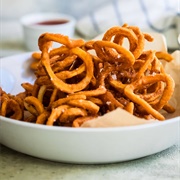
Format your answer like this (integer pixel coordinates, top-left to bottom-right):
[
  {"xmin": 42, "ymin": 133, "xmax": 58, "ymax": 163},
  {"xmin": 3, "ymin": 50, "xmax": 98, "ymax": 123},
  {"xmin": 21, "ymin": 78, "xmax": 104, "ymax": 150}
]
[{"xmin": 35, "ymin": 19, "xmax": 69, "ymax": 25}]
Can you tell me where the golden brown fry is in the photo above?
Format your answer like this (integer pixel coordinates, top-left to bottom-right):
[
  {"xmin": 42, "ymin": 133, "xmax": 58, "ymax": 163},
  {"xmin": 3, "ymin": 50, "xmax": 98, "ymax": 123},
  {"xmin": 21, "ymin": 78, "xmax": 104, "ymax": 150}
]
[
  {"xmin": 155, "ymin": 51, "xmax": 174, "ymax": 62},
  {"xmin": 163, "ymin": 103, "xmax": 176, "ymax": 113},
  {"xmin": 134, "ymin": 50, "xmax": 155, "ymax": 80},
  {"xmin": 103, "ymin": 26, "xmax": 138, "ymax": 56},
  {"xmin": 21, "ymin": 83, "xmax": 34, "ymax": 93},
  {"xmin": 51, "ymin": 94, "xmax": 86, "ymax": 108},
  {"xmin": 72, "ymin": 116, "xmax": 96, "ymax": 127},
  {"xmin": 41, "ymin": 46, "xmax": 94, "ymax": 93},
  {"xmin": 32, "ymin": 52, "xmax": 41, "ymax": 60},
  {"xmin": 46, "ymin": 105, "xmax": 70, "ymax": 125},
  {"xmin": 36, "ymin": 110, "xmax": 51, "ymax": 124},
  {"xmin": 37, "ymin": 85, "xmax": 47, "ymax": 103},
  {"xmin": 124, "ymin": 74, "xmax": 175, "ymax": 120},
  {"xmin": 38, "ymin": 33, "xmax": 85, "ymax": 50},
  {"xmin": 24, "ymin": 96, "xmax": 44, "ymax": 116},
  {"xmin": 67, "ymin": 99, "xmax": 100, "ymax": 115},
  {"xmin": 60, "ymin": 107, "xmax": 88, "ymax": 123},
  {"xmin": 94, "ymin": 40, "xmax": 135, "ymax": 68},
  {"xmin": 1, "ymin": 99, "xmax": 23, "ymax": 120},
  {"xmin": 124, "ymin": 102, "xmax": 134, "ymax": 114},
  {"xmin": 0, "ymin": 24, "xmax": 176, "ymax": 125}
]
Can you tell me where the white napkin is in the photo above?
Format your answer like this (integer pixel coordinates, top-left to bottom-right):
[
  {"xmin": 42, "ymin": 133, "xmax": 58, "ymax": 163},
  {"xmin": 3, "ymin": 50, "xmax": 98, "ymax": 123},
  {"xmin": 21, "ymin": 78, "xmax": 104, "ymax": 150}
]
[
  {"xmin": 76, "ymin": 0, "xmax": 180, "ymax": 49},
  {"xmin": 81, "ymin": 108, "xmax": 158, "ymax": 128}
]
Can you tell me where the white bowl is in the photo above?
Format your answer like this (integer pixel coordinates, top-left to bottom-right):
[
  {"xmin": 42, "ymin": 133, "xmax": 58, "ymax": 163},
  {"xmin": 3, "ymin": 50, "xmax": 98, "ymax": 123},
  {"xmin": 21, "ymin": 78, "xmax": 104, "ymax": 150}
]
[
  {"xmin": 0, "ymin": 114, "xmax": 179, "ymax": 164},
  {"xmin": 0, "ymin": 33, "xmax": 179, "ymax": 164},
  {"xmin": 20, "ymin": 12, "xmax": 76, "ymax": 51},
  {"xmin": 0, "ymin": 51, "xmax": 179, "ymax": 164}
]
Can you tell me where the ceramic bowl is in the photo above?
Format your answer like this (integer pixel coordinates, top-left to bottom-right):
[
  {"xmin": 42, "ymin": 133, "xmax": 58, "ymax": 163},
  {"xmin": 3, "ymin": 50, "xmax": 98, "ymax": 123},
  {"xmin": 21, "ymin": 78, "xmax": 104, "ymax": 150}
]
[{"xmin": 20, "ymin": 12, "xmax": 76, "ymax": 51}]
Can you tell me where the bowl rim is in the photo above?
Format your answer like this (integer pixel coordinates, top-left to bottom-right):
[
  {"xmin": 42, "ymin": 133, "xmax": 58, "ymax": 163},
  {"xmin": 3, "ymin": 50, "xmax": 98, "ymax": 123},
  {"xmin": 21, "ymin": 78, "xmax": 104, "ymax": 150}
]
[{"xmin": 0, "ymin": 115, "xmax": 179, "ymax": 133}]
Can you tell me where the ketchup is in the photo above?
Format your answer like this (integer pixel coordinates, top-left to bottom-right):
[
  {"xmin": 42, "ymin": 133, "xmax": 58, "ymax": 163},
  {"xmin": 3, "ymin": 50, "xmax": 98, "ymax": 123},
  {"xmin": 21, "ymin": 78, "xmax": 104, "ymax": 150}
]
[{"xmin": 35, "ymin": 19, "xmax": 69, "ymax": 25}]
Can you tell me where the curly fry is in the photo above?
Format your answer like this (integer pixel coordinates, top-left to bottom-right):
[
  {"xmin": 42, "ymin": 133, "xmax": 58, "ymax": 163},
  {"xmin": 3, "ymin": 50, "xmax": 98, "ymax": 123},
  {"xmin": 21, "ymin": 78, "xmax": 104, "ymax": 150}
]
[
  {"xmin": 1, "ymin": 99, "xmax": 23, "ymax": 120},
  {"xmin": 124, "ymin": 74, "xmax": 175, "ymax": 120},
  {"xmin": 94, "ymin": 40, "xmax": 135, "ymax": 68},
  {"xmin": 72, "ymin": 116, "xmax": 95, "ymax": 127},
  {"xmin": 36, "ymin": 110, "xmax": 51, "ymax": 124},
  {"xmin": 41, "ymin": 46, "xmax": 94, "ymax": 93},
  {"xmin": 51, "ymin": 94, "xmax": 86, "ymax": 108},
  {"xmin": 103, "ymin": 26, "xmax": 138, "ymax": 55},
  {"xmin": 155, "ymin": 51, "xmax": 174, "ymax": 62},
  {"xmin": 38, "ymin": 33, "xmax": 85, "ymax": 50},
  {"xmin": 32, "ymin": 52, "xmax": 41, "ymax": 60},
  {"xmin": 0, "ymin": 24, "xmax": 176, "ymax": 126},
  {"xmin": 24, "ymin": 96, "xmax": 44, "ymax": 116},
  {"xmin": 67, "ymin": 99, "xmax": 100, "ymax": 114},
  {"xmin": 46, "ymin": 105, "xmax": 70, "ymax": 125},
  {"xmin": 124, "ymin": 102, "xmax": 134, "ymax": 114},
  {"xmin": 60, "ymin": 107, "xmax": 88, "ymax": 123}
]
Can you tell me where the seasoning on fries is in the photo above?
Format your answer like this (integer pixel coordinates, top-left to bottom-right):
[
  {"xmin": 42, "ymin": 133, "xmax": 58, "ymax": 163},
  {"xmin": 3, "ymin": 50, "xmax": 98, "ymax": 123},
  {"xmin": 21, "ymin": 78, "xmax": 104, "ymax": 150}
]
[{"xmin": 0, "ymin": 24, "xmax": 176, "ymax": 127}]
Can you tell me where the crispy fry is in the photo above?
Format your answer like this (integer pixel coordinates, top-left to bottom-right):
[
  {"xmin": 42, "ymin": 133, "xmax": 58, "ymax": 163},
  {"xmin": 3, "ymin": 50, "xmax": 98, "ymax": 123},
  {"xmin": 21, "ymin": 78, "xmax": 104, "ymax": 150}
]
[
  {"xmin": 72, "ymin": 116, "xmax": 96, "ymax": 127},
  {"xmin": 46, "ymin": 105, "xmax": 70, "ymax": 125},
  {"xmin": 0, "ymin": 24, "xmax": 176, "ymax": 125},
  {"xmin": 24, "ymin": 96, "xmax": 44, "ymax": 116},
  {"xmin": 163, "ymin": 103, "xmax": 176, "ymax": 113},
  {"xmin": 124, "ymin": 74, "xmax": 175, "ymax": 120},
  {"xmin": 124, "ymin": 102, "xmax": 134, "ymax": 114},
  {"xmin": 41, "ymin": 46, "xmax": 94, "ymax": 93},
  {"xmin": 38, "ymin": 33, "xmax": 85, "ymax": 50},
  {"xmin": 94, "ymin": 40, "xmax": 135, "ymax": 68},
  {"xmin": 59, "ymin": 107, "xmax": 88, "ymax": 123},
  {"xmin": 32, "ymin": 52, "xmax": 41, "ymax": 60},
  {"xmin": 67, "ymin": 99, "xmax": 100, "ymax": 115},
  {"xmin": 51, "ymin": 94, "xmax": 86, "ymax": 108},
  {"xmin": 1, "ymin": 99, "xmax": 23, "ymax": 120},
  {"xmin": 156, "ymin": 51, "xmax": 174, "ymax": 62},
  {"xmin": 103, "ymin": 26, "xmax": 138, "ymax": 57},
  {"xmin": 36, "ymin": 110, "xmax": 51, "ymax": 124}
]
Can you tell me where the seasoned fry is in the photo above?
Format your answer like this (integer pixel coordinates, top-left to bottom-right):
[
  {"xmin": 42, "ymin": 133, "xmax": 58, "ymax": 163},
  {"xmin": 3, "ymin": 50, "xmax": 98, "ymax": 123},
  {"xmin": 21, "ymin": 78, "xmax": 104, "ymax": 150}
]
[
  {"xmin": 0, "ymin": 24, "xmax": 176, "ymax": 127},
  {"xmin": 24, "ymin": 96, "xmax": 44, "ymax": 116}
]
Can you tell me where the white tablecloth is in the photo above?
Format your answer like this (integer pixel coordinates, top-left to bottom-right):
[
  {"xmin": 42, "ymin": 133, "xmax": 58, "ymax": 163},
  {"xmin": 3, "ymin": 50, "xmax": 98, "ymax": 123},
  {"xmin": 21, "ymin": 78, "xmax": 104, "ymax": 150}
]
[{"xmin": 76, "ymin": 0, "xmax": 180, "ymax": 50}]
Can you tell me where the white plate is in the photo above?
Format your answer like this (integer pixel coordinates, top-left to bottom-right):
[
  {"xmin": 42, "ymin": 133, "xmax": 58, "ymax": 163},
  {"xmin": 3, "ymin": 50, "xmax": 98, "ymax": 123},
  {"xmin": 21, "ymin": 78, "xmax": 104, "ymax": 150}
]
[{"xmin": 0, "ymin": 38, "xmax": 179, "ymax": 164}]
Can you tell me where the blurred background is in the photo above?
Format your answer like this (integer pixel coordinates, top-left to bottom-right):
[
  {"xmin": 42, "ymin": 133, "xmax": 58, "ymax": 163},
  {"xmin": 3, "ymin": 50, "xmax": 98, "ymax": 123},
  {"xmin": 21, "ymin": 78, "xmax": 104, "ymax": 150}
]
[
  {"xmin": 0, "ymin": 0, "xmax": 179, "ymax": 56},
  {"xmin": 1, "ymin": 0, "xmax": 109, "ymax": 20},
  {"xmin": 0, "ymin": 0, "xmax": 110, "ymax": 55}
]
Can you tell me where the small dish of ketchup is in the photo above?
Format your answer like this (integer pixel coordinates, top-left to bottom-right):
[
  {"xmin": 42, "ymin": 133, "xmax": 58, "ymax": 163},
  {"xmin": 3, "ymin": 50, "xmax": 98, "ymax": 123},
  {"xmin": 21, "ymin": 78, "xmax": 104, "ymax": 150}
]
[
  {"xmin": 34, "ymin": 19, "xmax": 69, "ymax": 26},
  {"xmin": 21, "ymin": 13, "xmax": 76, "ymax": 51}
]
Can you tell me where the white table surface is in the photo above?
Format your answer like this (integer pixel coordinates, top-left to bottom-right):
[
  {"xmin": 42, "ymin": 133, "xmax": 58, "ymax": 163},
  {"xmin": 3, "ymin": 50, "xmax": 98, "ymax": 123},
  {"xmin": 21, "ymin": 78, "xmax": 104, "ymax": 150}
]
[{"xmin": 0, "ymin": 20, "xmax": 180, "ymax": 180}]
